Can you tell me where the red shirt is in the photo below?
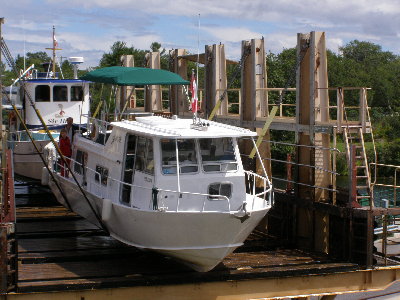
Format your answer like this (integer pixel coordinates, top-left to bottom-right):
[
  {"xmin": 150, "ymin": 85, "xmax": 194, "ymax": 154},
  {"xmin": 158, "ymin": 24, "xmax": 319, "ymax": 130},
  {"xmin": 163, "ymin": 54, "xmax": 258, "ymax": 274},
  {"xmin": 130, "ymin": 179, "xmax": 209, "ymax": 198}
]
[{"xmin": 59, "ymin": 136, "xmax": 72, "ymax": 157}]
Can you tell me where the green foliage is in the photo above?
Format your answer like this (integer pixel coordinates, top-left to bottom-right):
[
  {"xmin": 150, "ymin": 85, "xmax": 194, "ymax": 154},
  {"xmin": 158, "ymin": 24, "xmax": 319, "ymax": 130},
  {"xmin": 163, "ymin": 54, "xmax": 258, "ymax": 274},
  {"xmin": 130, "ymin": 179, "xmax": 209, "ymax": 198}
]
[
  {"xmin": 15, "ymin": 51, "xmax": 51, "ymax": 72},
  {"xmin": 60, "ymin": 60, "xmax": 75, "ymax": 79},
  {"xmin": 374, "ymin": 140, "xmax": 400, "ymax": 175},
  {"xmin": 266, "ymin": 48, "xmax": 297, "ymax": 88},
  {"xmin": 99, "ymin": 41, "xmax": 148, "ymax": 67},
  {"xmin": 371, "ymin": 114, "xmax": 400, "ymax": 167},
  {"xmin": 266, "ymin": 49, "xmax": 297, "ymax": 112},
  {"xmin": 0, "ymin": 61, "xmax": 14, "ymax": 86}
]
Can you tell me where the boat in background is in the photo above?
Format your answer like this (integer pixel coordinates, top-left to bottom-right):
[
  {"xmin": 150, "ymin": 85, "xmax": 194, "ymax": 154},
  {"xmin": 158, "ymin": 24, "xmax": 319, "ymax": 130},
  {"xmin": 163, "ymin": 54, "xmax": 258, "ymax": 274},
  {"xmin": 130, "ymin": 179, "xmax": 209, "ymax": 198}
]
[
  {"xmin": 8, "ymin": 29, "xmax": 90, "ymax": 180},
  {"xmin": 11, "ymin": 74, "xmax": 90, "ymax": 179}
]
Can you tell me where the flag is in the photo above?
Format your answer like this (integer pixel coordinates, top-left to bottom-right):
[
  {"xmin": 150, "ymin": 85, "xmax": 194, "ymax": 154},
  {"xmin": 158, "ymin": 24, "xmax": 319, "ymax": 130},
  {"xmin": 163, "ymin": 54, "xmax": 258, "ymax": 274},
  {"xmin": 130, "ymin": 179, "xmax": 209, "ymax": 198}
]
[
  {"xmin": 53, "ymin": 31, "xmax": 58, "ymax": 48},
  {"xmin": 190, "ymin": 70, "xmax": 198, "ymax": 113}
]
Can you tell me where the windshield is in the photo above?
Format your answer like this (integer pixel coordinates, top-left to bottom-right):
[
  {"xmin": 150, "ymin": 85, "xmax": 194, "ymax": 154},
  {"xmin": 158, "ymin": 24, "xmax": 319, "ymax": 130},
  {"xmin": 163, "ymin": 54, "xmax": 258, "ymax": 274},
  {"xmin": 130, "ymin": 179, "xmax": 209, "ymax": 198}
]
[
  {"xmin": 199, "ymin": 138, "xmax": 237, "ymax": 172},
  {"xmin": 161, "ymin": 139, "xmax": 198, "ymax": 174},
  {"xmin": 160, "ymin": 137, "xmax": 238, "ymax": 175}
]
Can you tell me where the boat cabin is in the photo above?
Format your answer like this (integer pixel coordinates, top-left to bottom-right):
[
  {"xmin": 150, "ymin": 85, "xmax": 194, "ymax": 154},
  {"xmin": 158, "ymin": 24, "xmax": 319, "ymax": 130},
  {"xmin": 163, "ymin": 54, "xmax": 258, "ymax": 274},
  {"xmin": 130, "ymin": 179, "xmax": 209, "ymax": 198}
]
[
  {"xmin": 20, "ymin": 76, "xmax": 90, "ymax": 128},
  {"xmin": 69, "ymin": 116, "xmax": 271, "ymax": 213}
]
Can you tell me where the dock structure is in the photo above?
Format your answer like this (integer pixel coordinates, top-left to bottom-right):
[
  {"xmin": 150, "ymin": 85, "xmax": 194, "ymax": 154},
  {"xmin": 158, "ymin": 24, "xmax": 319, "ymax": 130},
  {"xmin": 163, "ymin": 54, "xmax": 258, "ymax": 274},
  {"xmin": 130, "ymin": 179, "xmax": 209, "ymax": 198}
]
[
  {"xmin": 2, "ymin": 26, "xmax": 400, "ymax": 299},
  {"xmin": 2, "ymin": 184, "xmax": 400, "ymax": 300}
]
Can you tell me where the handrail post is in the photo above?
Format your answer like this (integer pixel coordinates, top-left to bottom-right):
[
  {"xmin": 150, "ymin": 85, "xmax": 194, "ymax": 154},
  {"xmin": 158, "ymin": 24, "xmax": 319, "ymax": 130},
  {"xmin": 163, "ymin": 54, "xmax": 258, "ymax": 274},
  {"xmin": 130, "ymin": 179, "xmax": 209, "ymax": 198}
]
[
  {"xmin": 383, "ymin": 215, "xmax": 388, "ymax": 266},
  {"xmin": 395, "ymin": 168, "xmax": 398, "ymax": 207},
  {"xmin": 349, "ymin": 145, "xmax": 357, "ymax": 206},
  {"xmin": 360, "ymin": 88, "xmax": 367, "ymax": 133},
  {"xmin": 337, "ymin": 88, "xmax": 344, "ymax": 133}
]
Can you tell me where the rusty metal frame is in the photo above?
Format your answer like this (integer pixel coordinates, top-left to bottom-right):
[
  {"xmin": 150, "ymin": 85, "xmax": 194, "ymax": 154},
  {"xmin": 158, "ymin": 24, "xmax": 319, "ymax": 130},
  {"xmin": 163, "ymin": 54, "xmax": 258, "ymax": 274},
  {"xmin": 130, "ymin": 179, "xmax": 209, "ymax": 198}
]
[
  {"xmin": 0, "ymin": 223, "xmax": 17, "ymax": 295},
  {"xmin": 2, "ymin": 267, "xmax": 400, "ymax": 300}
]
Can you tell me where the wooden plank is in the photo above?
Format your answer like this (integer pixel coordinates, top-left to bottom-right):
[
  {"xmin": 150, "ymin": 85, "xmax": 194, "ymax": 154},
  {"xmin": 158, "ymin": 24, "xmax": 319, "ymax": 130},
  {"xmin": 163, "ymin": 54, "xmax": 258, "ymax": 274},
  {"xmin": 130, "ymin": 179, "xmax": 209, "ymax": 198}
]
[
  {"xmin": 16, "ymin": 206, "xmax": 76, "ymax": 219},
  {"xmin": 16, "ymin": 257, "xmax": 357, "ymax": 293},
  {"xmin": 16, "ymin": 219, "xmax": 98, "ymax": 234},
  {"xmin": 18, "ymin": 253, "xmax": 188, "ymax": 282},
  {"xmin": 11, "ymin": 181, "xmax": 365, "ymax": 296},
  {"xmin": 18, "ymin": 235, "xmax": 124, "ymax": 253}
]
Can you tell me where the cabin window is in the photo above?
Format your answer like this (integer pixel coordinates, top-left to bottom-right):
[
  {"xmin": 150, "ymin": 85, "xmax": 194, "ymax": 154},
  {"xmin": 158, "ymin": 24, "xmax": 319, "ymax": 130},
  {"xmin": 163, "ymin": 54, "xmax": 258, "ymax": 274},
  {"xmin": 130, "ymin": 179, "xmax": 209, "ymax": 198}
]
[
  {"xmin": 208, "ymin": 182, "xmax": 232, "ymax": 200},
  {"xmin": 135, "ymin": 136, "xmax": 154, "ymax": 175},
  {"xmin": 53, "ymin": 85, "xmax": 68, "ymax": 102},
  {"xmin": 71, "ymin": 86, "xmax": 83, "ymax": 101},
  {"xmin": 200, "ymin": 138, "xmax": 237, "ymax": 172},
  {"xmin": 35, "ymin": 85, "xmax": 50, "ymax": 102},
  {"xmin": 74, "ymin": 150, "xmax": 84, "ymax": 174},
  {"xmin": 121, "ymin": 134, "xmax": 137, "ymax": 205},
  {"xmin": 145, "ymin": 139, "xmax": 154, "ymax": 174},
  {"xmin": 95, "ymin": 165, "xmax": 108, "ymax": 186},
  {"xmin": 161, "ymin": 139, "xmax": 198, "ymax": 175},
  {"xmin": 74, "ymin": 150, "xmax": 88, "ymax": 185}
]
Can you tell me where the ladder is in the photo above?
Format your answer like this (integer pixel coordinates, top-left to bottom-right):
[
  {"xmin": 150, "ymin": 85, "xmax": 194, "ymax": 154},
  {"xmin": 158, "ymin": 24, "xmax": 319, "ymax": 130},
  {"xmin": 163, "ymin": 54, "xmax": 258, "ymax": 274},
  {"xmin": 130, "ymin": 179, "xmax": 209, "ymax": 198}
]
[{"xmin": 344, "ymin": 127, "xmax": 374, "ymax": 207}]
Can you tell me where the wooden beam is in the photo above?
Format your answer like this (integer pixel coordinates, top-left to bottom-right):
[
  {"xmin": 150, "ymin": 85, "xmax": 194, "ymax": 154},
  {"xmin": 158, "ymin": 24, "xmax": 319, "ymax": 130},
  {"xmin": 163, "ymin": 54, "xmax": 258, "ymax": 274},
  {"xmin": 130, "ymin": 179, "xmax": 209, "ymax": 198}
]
[
  {"xmin": 145, "ymin": 52, "xmax": 162, "ymax": 112},
  {"xmin": 204, "ymin": 44, "xmax": 228, "ymax": 116},
  {"xmin": 169, "ymin": 49, "xmax": 187, "ymax": 115},
  {"xmin": 119, "ymin": 55, "xmax": 135, "ymax": 110},
  {"xmin": 179, "ymin": 53, "xmax": 237, "ymax": 65},
  {"xmin": 312, "ymin": 32, "xmax": 331, "ymax": 202},
  {"xmin": 295, "ymin": 32, "xmax": 313, "ymax": 201}
]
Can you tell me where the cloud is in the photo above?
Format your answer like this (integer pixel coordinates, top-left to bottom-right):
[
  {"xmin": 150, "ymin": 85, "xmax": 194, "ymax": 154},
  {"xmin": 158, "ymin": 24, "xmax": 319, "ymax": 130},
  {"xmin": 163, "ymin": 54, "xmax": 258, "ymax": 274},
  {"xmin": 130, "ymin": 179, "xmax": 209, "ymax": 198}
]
[
  {"xmin": 2, "ymin": 0, "xmax": 400, "ymax": 68},
  {"xmin": 202, "ymin": 26, "xmax": 264, "ymax": 43}
]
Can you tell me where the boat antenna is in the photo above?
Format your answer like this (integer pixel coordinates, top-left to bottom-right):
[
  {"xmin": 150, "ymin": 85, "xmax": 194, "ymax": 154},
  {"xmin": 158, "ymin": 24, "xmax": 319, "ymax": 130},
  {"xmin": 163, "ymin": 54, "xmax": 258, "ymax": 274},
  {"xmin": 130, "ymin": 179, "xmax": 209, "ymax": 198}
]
[
  {"xmin": 23, "ymin": 15, "xmax": 26, "ymax": 71},
  {"xmin": 196, "ymin": 13, "xmax": 200, "ymax": 121},
  {"xmin": 190, "ymin": 14, "xmax": 200, "ymax": 124}
]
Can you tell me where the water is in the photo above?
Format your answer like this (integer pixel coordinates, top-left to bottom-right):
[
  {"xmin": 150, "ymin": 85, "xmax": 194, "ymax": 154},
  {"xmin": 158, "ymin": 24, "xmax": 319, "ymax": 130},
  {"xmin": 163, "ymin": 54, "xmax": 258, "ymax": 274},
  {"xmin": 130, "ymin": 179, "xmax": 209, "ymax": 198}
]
[{"xmin": 273, "ymin": 175, "xmax": 400, "ymax": 208}]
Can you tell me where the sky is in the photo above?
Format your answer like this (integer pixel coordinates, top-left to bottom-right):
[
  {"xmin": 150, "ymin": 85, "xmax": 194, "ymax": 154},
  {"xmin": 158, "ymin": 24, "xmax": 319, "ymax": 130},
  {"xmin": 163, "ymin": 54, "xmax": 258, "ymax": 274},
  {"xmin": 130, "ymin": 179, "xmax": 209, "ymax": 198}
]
[{"xmin": 1, "ymin": 0, "xmax": 400, "ymax": 69}]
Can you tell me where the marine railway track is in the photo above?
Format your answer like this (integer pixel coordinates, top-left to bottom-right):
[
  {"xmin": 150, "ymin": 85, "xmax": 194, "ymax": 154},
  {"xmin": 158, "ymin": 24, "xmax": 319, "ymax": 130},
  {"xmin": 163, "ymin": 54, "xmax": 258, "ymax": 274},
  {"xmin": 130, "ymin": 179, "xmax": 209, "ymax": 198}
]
[{"xmin": 13, "ymin": 179, "xmax": 358, "ymax": 294}]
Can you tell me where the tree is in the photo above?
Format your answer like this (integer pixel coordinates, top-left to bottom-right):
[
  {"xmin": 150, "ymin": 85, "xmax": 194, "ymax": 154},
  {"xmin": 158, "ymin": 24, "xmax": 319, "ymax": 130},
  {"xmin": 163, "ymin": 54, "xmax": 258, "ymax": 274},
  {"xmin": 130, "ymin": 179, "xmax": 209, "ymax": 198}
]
[
  {"xmin": 340, "ymin": 40, "xmax": 396, "ymax": 65},
  {"xmin": 60, "ymin": 59, "xmax": 75, "ymax": 79},
  {"xmin": 336, "ymin": 40, "xmax": 400, "ymax": 109},
  {"xmin": 99, "ymin": 41, "xmax": 148, "ymax": 67},
  {"xmin": 0, "ymin": 61, "xmax": 14, "ymax": 86},
  {"xmin": 15, "ymin": 51, "xmax": 51, "ymax": 72}
]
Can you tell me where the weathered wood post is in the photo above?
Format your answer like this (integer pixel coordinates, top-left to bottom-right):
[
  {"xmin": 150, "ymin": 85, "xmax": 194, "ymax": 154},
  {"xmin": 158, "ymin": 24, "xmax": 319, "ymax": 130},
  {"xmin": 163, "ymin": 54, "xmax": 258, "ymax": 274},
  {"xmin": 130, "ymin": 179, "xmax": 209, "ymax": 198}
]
[
  {"xmin": 295, "ymin": 31, "xmax": 331, "ymax": 253},
  {"xmin": 203, "ymin": 44, "xmax": 228, "ymax": 117},
  {"xmin": 119, "ymin": 55, "xmax": 135, "ymax": 111},
  {"xmin": 145, "ymin": 52, "xmax": 162, "ymax": 112},
  {"xmin": 240, "ymin": 38, "xmax": 271, "ymax": 178},
  {"xmin": 169, "ymin": 49, "xmax": 187, "ymax": 115}
]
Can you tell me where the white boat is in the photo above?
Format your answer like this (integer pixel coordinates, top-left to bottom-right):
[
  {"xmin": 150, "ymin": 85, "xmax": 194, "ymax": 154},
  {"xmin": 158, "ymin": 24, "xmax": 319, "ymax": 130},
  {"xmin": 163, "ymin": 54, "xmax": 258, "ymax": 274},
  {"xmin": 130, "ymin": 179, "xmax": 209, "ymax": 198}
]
[
  {"xmin": 44, "ymin": 114, "xmax": 272, "ymax": 272},
  {"xmin": 7, "ymin": 28, "xmax": 90, "ymax": 180},
  {"xmin": 10, "ymin": 74, "xmax": 90, "ymax": 180}
]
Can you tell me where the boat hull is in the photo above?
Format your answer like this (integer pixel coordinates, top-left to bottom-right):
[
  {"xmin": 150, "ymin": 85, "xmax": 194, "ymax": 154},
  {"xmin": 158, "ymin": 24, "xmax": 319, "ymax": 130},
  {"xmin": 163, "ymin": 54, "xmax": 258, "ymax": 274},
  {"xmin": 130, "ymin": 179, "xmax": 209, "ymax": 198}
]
[
  {"xmin": 49, "ymin": 175, "xmax": 270, "ymax": 272},
  {"xmin": 12, "ymin": 140, "xmax": 50, "ymax": 180}
]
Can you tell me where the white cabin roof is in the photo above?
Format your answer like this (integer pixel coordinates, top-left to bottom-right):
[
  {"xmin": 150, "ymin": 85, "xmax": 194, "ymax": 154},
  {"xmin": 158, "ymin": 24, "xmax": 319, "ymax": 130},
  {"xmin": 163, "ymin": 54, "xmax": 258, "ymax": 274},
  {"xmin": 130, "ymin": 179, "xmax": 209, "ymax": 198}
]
[{"xmin": 111, "ymin": 116, "xmax": 257, "ymax": 138}]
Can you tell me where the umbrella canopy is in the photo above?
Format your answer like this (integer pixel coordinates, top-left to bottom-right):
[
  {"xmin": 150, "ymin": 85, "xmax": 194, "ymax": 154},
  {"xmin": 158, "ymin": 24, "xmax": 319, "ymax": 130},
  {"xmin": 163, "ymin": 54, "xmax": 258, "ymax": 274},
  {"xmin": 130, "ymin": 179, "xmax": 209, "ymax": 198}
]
[{"xmin": 80, "ymin": 66, "xmax": 189, "ymax": 86}]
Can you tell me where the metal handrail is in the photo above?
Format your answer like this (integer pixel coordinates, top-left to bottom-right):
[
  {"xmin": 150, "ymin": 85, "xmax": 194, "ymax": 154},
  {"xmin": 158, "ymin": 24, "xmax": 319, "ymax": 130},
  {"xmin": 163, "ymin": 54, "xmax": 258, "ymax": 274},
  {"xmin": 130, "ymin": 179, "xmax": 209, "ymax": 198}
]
[
  {"xmin": 272, "ymin": 176, "xmax": 339, "ymax": 193},
  {"xmin": 370, "ymin": 163, "xmax": 400, "ymax": 207},
  {"xmin": 54, "ymin": 156, "xmax": 270, "ymax": 213},
  {"xmin": 244, "ymin": 170, "xmax": 273, "ymax": 210}
]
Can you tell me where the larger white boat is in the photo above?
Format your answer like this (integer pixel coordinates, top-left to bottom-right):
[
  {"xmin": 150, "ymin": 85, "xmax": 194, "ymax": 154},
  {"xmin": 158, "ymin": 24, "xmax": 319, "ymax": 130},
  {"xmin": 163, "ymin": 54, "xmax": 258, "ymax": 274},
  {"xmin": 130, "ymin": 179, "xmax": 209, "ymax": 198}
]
[
  {"xmin": 45, "ymin": 114, "xmax": 272, "ymax": 271},
  {"xmin": 42, "ymin": 66, "xmax": 272, "ymax": 271}
]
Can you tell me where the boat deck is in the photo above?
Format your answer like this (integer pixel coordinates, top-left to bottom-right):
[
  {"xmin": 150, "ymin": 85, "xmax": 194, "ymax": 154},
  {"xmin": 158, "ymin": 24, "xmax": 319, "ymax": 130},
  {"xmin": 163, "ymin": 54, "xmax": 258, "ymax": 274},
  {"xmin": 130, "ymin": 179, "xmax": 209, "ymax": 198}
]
[{"xmin": 14, "ymin": 182, "xmax": 360, "ymax": 294}]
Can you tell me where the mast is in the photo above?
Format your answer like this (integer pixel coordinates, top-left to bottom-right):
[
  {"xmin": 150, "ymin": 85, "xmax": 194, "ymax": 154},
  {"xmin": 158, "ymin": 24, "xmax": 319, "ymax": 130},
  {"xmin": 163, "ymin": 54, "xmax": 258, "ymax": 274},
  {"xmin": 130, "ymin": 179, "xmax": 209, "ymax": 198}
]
[{"xmin": 45, "ymin": 26, "xmax": 62, "ymax": 78}]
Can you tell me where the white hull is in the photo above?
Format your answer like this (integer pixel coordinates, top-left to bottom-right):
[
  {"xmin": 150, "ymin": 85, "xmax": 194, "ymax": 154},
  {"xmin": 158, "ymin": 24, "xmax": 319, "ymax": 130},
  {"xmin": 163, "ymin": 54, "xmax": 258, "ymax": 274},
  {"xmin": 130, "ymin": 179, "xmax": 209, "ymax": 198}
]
[
  {"xmin": 12, "ymin": 140, "xmax": 49, "ymax": 180},
  {"xmin": 49, "ymin": 175, "xmax": 270, "ymax": 272}
]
